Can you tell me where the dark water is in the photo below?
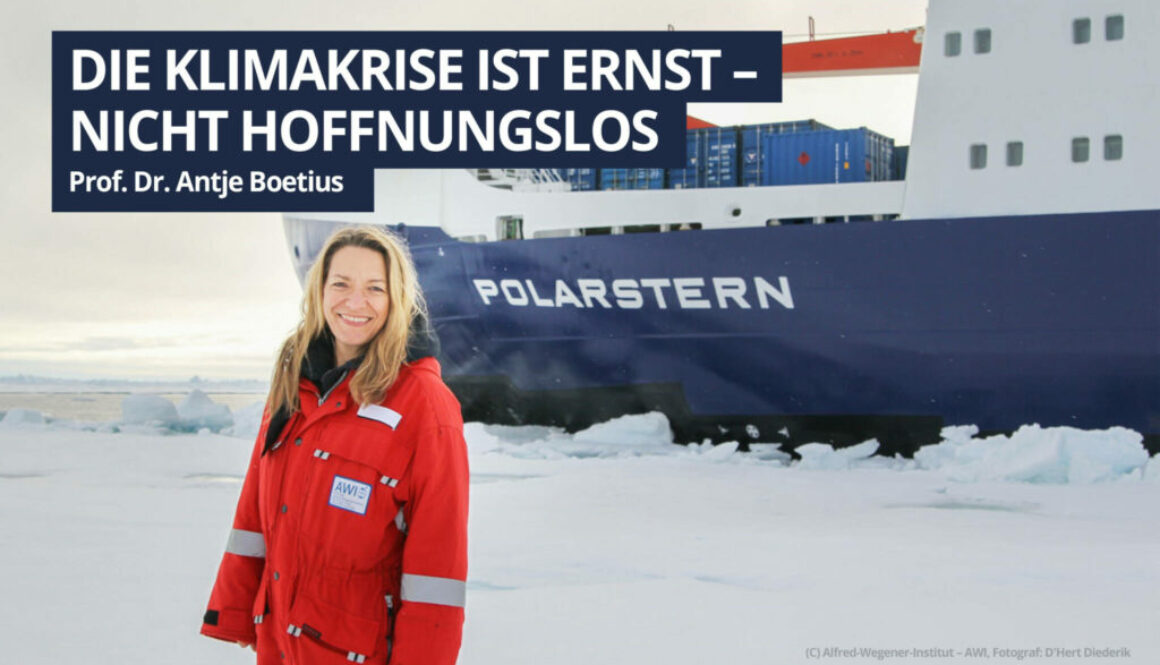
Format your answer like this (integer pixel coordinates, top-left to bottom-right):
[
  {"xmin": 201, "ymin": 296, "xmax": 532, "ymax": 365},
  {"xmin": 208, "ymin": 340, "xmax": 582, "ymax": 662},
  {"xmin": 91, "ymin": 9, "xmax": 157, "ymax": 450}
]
[{"xmin": 0, "ymin": 392, "xmax": 265, "ymax": 422}]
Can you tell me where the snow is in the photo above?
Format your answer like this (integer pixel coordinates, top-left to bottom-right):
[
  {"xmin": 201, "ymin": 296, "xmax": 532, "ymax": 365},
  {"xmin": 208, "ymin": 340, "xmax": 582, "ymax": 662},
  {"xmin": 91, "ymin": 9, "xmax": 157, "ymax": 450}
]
[{"xmin": 0, "ymin": 411, "xmax": 1156, "ymax": 664}]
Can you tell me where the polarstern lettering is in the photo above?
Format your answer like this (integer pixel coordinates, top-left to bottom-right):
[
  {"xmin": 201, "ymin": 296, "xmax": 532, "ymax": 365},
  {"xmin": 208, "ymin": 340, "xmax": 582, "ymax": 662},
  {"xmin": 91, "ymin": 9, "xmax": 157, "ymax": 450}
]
[{"xmin": 472, "ymin": 276, "xmax": 794, "ymax": 310}]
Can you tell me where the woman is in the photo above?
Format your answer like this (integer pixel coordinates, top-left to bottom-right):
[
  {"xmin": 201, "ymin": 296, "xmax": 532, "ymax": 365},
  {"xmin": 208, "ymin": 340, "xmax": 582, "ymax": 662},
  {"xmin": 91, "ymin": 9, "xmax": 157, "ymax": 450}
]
[{"xmin": 201, "ymin": 226, "xmax": 469, "ymax": 665}]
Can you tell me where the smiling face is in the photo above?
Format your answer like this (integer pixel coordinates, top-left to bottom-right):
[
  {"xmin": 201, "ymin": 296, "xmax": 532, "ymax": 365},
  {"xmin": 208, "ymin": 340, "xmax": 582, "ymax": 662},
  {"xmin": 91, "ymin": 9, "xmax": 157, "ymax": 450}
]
[{"xmin": 322, "ymin": 245, "xmax": 390, "ymax": 366}]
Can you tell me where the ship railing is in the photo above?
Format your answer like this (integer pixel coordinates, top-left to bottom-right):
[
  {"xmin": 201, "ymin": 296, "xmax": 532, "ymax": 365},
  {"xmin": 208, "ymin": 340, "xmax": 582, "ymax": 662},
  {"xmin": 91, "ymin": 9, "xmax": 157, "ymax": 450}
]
[{"xmin": 471, "ymin": 168, "xmax": 571, "ymax": 191}]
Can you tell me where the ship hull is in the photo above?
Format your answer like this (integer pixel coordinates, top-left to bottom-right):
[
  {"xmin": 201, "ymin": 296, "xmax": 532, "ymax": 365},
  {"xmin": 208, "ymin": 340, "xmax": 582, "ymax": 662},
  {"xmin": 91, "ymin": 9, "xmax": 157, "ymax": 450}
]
[{"xmin": 285, "ymin": 209, "xmax": 1160, "ymax": 455}]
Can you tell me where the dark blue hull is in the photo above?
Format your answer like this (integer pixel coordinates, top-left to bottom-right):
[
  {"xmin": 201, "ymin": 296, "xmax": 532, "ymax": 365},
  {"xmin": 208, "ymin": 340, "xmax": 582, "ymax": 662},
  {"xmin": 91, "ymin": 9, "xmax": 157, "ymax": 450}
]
[{"xmin": 287, "ymin": 209, "xmax": 1160, "ymax": 454}]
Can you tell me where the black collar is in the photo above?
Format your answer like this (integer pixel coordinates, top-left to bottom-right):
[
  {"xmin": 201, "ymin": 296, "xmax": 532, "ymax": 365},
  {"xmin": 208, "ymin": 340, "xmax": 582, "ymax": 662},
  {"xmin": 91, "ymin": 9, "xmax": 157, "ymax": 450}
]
[
  {"xmin": 263, "ymin": 313, "xmax": 441, "ymax": 453},
  {"xmin": 302, "ymin": 332, "xmax": 362, "ymax": 399}
]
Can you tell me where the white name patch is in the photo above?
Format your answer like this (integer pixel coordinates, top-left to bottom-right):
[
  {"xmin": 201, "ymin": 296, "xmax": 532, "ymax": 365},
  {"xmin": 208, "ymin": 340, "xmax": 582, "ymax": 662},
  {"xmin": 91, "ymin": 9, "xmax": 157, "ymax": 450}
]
[
  {"xmin": 358, "ymin": 404, "xmax": 403, "ymax": 429},
  {"xmin": 328, "ymin": 475, "xmax": 372, "ymax": 515}
]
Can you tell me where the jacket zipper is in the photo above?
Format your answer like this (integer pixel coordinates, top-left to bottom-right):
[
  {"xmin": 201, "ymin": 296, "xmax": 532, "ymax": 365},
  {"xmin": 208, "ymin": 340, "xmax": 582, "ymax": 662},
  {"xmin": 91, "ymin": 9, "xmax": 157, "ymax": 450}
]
[
  {"xmin": 317, "ymin": 370, "xmax": 349, "ymax": 406},
  {"xmin": 385, "ymin": 594, "xmax": 396, "ymax": 664},
  {"xmin": 285, "ymin": 594, "xmax": 392, "ymax": 663},
  {"xmin": 290, "ymin": 623, "xmax": 369, "ymax": 663}
]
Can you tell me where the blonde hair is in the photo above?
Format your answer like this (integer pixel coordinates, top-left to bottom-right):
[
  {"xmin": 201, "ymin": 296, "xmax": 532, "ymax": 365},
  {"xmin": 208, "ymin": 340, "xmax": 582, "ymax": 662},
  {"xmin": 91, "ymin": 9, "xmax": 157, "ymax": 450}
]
[{"xmin": 267, "ymin": 225, "xmax": 427, "ymax": 415}]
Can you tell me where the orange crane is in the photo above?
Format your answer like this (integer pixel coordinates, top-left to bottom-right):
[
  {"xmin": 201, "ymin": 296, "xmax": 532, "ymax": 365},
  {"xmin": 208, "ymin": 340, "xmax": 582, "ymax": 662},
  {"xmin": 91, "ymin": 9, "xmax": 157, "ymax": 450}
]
[
  {"xmin": 687, "ymin": 28, "xmax": 923, "ymax": 128},
  {"xmin": 783, "ymin": 28, "xmax": 923, "ymax": 77}
]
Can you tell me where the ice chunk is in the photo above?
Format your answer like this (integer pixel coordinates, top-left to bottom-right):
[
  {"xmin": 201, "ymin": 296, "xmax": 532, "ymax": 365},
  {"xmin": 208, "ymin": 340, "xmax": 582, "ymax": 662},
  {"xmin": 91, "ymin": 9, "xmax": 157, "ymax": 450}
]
[
  {"xmin": 464, "ymin": 422, "xmax": 506, "ymax": 454},
  {"xmin": 917, "ymin": 424, "xmax": 1148, "ymax": 484},
  {"xmin": 572, "ymin": 412, "xmax": 673, "ymax": 449},
  {"xmin": 0, "ymin": 408, "xmax": 46, "ymax": 427},
  {"xmin": 1054, "ymin": 427, "xmax": 1148, "ymax": 484},
  {"xmin": 747, "ymin": 444, "xmax": 793, "ymax": 464},
  {"xmin": 1145, "ymin": 454, "xmax": 1160, "ymax": 484},
  {"xmin": 177, "ymin": 389, "xmax": 233, "ymax": 431},
  {"xmin": 222, "ymin": 401, "xmax": 265, "ymax": 440},
  {"xmin": 679, "ymin": 439, "xmax": 744, "ymax": 462},
  {"xmin": 940, "ymin": 424, "xmax": 979, "ymax": 444},
  {"xmin": 473, "ymin": 412, "xmax": 675, "ymax": 459},
  {"xmin": 794, "ymin": 443, "xmax": 843, "ymax": 470},
  {"xmin": 702, "ymin": 439, "xmax": 740, "ymax": 460},
  {"xmin": 120, "ymin": 394, "xmax": 179, "ymax": 427},
  {"xmin": 795, "ymin": 439, "xmax": 880, "ymax": 470}
]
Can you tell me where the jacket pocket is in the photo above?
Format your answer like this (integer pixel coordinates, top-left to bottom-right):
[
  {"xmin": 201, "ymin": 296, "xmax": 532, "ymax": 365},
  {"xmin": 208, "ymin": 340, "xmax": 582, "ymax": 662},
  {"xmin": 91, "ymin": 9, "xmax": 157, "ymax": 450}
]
[
  {"xmin": 287, "ymin": 589, "xmax": 385, "ymax": 663},
  {"xmin": 298, "ymin": 440, "xmax": 412, "ymax": 567}
]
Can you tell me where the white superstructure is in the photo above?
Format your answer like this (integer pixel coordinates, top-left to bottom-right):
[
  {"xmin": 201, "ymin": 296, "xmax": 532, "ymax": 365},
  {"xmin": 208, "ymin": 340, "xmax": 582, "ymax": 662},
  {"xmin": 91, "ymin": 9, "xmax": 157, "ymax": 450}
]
[
  {"xmin": 902, "ymin": 0, "xmax": 1159, "ymax": 219},
  {"xmin": 288, "ymin": 0, "xmax": 1159, "ymax": 241}
]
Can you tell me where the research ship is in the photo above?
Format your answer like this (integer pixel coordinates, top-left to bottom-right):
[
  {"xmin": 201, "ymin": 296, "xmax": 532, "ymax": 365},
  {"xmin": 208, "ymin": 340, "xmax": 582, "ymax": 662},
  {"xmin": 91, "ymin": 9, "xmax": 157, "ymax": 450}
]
[{"xmin": 284, "ymin": 0, "xmax": 1160, "ymax": 455}]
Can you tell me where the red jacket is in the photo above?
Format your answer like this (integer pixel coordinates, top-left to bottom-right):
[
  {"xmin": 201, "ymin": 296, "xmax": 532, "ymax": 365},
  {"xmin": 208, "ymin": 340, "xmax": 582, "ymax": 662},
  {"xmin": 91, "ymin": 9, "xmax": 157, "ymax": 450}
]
[{"xmin": 202, "ymin": 357, "xmax": 469, "ymax": 665}]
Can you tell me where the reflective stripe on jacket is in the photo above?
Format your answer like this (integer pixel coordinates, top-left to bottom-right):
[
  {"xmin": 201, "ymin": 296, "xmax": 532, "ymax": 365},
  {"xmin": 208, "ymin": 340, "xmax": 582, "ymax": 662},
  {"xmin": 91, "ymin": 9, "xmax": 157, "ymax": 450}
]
[{"xmin": 201, "ymin": 357, "xmax": 469, "ymax": 665}]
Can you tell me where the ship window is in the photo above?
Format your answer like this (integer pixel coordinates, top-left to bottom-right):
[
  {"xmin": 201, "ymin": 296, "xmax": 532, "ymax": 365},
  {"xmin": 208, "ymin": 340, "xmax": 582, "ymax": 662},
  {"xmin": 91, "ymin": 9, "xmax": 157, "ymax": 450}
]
[
  {"xmin": 1106, "ymin": 15, "xmax": 1124, "ymax": 41},
  {"xmin": 1006, "ymin": 141, "xmax": 1023, "ymax": 167},
  {"xmin": 624, "ymin": 224, "xmax": 662, "ymax": 234},
  {"xmin": 974, "ymin": 29, "xmax": 992, "ymax": 54},
  {"xmin": 1073, "ymin": 18, "xmax": 1091, "ymax": 44},
  {"xmin": 1104, "ymin": 135, "xmax": 1123, "ymax": 160},
  {"xmin": 969, "ymin": 144, "xmax": 987, "ymax": 169},
  {"xmin": 532, "ymin": 229, "xmax": 578, "ymax": 239},
  {"xmin": 944, "ymin": 32, "xmax": 962, "ymax": 57},
  {"xmin": 580, "ymin": 227, "xmax": 612, "ymax": 236},
  {"xmin": 497, "ymin": 215, "xmax": 523, "ymax": 240},
  {"xmin": 1072, "ymin": 137, "xmax": 1090, "ymax": 163}
]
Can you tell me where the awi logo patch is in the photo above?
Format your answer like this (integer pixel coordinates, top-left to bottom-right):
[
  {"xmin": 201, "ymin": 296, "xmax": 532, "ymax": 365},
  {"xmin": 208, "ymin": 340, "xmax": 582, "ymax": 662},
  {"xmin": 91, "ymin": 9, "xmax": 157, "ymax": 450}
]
[{"xmin": 328, "ymin": 475, "xmax": 372, "ymax": 515}]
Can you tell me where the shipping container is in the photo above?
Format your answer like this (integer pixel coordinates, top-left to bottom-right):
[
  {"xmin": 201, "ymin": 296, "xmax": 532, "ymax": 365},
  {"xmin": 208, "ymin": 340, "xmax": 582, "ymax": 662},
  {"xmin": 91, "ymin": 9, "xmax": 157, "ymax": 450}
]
[
  {"xmin": 598, "ymin": 168, "xmax": 665, "ymax": 190},
  {"xmin": 740, "ymin": 120, "xmax": 832, "ymax": 186},
  {"xmin": 667, "ymin": 132, "xmax": 703, "ymax": 189},
  {"xmin": 599, "ymin": 168, "xmax": 630, "ymax": 190},
  {"xmin": 632, "ymin": 168, "xmax": 667, "ymax": 190},
  {"xmin": 568, "ymin": 168, "xmax": 599, "ymax": 191},
  {"xmin": 702, "ymin": 127, "xmax": 739, "ymax": 188},
  {"xmin": 761, "ymin": 128, "xmax": 894, "ymax": 186},
  {"xmin": 565, "ymin": 121, "xmax": 895, "ymax": 192},
  {"xmin": 892, "ymin": 146, "xmax": 909, "ymax": 181},
  {"xmin": 557, "ymin": 168, "xmax": 599, "ymax": 191}
]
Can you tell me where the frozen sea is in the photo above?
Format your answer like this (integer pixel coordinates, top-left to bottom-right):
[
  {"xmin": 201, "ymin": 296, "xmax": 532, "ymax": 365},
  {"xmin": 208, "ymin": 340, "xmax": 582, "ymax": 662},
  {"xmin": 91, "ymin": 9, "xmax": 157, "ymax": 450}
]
[{"xmin": 0, "ymin": 395, "xmax": 1158, "ymax": 664}]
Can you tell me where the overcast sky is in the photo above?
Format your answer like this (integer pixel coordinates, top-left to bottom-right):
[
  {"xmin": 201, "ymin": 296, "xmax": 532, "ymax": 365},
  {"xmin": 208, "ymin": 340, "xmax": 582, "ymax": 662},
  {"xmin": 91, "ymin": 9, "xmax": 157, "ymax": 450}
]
[{"xmin": 0, "ymin": 0, "xmax": 926, "ymax": 381}]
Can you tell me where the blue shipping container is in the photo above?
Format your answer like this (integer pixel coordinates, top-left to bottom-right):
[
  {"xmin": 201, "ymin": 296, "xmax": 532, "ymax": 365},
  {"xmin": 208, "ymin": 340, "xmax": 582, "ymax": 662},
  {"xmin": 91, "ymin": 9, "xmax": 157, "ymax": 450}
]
[
  {"xmin": 632, "ymin": 168, "xmax": 666, "ymax": 189},
  {"xmin": 702, "ymin": 127, "xmax": 738, "ymax": 188},
  {"xmin": 761, "ymin": 128, "xmax": 894, "ymax": 186},
  {"xmin": 560, "ymin": 168, "xmax": 598, "ymax": 191},
  {"xmin": 667, "ymin": 132, "xmax": 703, "ymax": 189},
  {"xmin": 599, "ymin": 168, "xmax": 630, "ymax": 190},
  {"xmin": 599, "ymin": 168, "xmax": 665, "ymax": 190},
  {"xmin": 740, "ymin": 119, "xmax": 832, "ymax": 186}
]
